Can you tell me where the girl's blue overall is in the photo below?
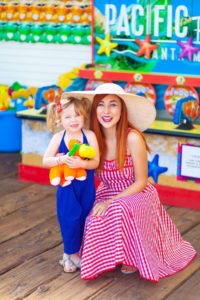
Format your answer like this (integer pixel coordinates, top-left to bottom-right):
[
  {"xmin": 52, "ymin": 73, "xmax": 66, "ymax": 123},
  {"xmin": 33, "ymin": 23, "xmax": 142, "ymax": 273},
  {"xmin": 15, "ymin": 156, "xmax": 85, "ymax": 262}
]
[{"xmin": 56, "ymin": 130, "xmax": 95, "ymax": 254}]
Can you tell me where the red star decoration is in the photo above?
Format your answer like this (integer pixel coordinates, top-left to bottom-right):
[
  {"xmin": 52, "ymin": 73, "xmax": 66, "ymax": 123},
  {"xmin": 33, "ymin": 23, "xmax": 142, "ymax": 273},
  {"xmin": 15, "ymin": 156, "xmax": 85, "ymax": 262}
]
[{"xmin": 135, "ymin": 34, "xmax": 158, "ymax": 59}]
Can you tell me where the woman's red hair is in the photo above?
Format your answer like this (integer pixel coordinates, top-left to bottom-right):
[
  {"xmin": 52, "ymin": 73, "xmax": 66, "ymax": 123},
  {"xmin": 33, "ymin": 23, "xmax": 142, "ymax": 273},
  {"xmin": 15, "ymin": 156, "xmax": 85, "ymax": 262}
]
[{"xmin": 90, "ymin": 94, "xmax": 150, "ymax": 170}]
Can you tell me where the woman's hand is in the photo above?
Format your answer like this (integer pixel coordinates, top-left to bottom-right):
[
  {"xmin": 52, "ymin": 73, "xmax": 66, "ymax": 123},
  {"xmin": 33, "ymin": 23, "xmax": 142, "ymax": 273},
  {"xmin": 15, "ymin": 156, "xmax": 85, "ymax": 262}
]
[
  {"xmin": 92, "ymin": 201, "xmax": 111, "ymax": 217},
  {"xmin": 61, "ymin": 155, "xmax": 84, "ymax": 169}
]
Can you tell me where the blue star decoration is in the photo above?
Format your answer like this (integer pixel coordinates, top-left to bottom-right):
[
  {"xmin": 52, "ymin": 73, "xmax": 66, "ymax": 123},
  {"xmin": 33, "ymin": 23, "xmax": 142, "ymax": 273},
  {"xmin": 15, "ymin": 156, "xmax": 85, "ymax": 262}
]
[{"xmin": 148, "ymin": 154, "xmax": 168, "ymax": 183}]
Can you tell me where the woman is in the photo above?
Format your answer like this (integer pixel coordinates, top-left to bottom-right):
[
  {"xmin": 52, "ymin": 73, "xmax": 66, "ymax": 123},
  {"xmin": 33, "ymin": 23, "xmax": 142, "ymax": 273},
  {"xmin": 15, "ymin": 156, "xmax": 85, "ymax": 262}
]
[{"xmin": 64, "ymin": 83, "xmax": 196, "ymax": 282}]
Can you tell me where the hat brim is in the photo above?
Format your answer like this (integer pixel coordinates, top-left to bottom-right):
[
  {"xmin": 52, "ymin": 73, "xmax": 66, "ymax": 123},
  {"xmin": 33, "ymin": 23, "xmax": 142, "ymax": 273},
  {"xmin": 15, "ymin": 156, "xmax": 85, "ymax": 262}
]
[{"xmin": 61, "ymin": 90, "xmax": 156, "ymax": 132}]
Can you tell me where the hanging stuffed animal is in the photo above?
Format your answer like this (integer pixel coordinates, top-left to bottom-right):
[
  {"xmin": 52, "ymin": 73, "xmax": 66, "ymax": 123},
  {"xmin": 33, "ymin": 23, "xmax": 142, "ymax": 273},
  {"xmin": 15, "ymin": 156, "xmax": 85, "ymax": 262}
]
[{"xmin": 49, "ymin": 139, "xmax": 96, "ymax": 187}]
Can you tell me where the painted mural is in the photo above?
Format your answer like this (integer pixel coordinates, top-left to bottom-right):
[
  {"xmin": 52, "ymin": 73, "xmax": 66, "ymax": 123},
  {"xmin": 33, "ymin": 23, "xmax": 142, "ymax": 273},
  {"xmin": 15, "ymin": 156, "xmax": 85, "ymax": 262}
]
[{"xmin": 93, "ymin": 0, "xmax": 200, "ymax": 77}]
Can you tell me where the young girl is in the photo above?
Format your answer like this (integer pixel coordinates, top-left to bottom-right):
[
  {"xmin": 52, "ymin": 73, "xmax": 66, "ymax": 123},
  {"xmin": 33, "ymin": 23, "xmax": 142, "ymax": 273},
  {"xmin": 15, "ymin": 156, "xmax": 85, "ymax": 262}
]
[{"xmin": 43, "ymin": 95, "xmax": 99, "ymax": 273}]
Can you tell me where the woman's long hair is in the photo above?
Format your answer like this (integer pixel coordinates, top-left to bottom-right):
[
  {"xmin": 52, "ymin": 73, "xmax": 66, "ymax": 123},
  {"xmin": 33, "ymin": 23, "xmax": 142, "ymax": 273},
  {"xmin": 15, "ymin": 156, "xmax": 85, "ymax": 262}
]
[{"xmin": 90, "ymin": 94, "xmax": 150, "ymax": 170}]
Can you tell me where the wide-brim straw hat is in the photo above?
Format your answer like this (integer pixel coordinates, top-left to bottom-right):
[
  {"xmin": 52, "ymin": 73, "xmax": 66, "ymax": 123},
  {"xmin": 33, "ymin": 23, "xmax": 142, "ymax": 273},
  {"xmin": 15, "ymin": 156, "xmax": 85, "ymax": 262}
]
[{"xmin": 61, "ymin": 83, "xmax": 156, "ymax": 132}]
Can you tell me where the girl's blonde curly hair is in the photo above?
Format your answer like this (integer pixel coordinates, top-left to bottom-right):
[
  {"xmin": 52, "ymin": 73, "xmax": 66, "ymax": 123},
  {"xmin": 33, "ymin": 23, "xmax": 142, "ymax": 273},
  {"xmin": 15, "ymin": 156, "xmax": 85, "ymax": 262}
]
[{"xmin": 47, "ymin": 95, "xmax": 91, "ymax": 133}]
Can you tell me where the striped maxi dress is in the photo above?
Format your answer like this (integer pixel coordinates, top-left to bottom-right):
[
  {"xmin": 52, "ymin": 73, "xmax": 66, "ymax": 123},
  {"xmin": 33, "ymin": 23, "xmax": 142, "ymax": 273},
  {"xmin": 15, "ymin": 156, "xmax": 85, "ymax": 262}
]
[{"xmin": 80, "ymin": 154, "xmax": 196, "ymax": 282}]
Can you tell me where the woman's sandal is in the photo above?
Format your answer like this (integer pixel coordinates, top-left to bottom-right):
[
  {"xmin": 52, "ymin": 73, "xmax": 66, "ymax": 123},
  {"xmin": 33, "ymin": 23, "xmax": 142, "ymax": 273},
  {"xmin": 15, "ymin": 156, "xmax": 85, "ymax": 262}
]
[
  {"xmin": 121, "ymin": 265, "xmax": 137, "ymax": 275},
  {"xmin": 59, "ymin": 254, "xmax": 77, "ymax": 273}
]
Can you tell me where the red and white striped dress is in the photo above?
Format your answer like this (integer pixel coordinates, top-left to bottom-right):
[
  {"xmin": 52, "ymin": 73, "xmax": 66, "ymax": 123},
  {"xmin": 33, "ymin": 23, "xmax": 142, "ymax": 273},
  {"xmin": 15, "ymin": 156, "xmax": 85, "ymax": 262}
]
[{"xmin": 80, "ymin": 154, "xmax": 196, "ymax": 282}]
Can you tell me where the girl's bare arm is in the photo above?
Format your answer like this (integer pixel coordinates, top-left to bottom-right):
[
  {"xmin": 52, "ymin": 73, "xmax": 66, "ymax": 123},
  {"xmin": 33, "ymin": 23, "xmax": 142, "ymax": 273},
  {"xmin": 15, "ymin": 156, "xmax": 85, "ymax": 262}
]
[{"xmin": 43, "ymin": 132, "xmax": 62, "ymax": 167}]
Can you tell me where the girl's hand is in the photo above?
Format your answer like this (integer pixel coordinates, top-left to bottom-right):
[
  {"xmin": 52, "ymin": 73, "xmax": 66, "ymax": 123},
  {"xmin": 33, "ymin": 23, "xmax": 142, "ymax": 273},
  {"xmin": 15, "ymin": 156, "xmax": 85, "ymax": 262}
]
[
  {"xmin": 56, "ymin": 152, "xmax": 65, "ymax": 157},
  {"xmin": 61, "ymin": 155, "xmax": 84, "ymax": 169},
  {"xmin": 92, "ymin": 201, "xmax": 110, "ymax": 217}
]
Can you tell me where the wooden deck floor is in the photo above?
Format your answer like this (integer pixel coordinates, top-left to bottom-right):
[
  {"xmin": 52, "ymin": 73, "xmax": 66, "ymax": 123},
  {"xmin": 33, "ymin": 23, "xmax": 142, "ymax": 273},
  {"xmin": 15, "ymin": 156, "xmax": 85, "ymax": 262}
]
[{"xmin": 0, "ymin": 153, "xmax": 200, "ymax": 300}]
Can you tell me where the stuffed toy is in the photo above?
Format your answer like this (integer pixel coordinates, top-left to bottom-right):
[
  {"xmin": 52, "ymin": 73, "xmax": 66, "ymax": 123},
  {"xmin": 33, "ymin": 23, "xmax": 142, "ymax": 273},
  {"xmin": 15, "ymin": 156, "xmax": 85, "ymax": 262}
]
[{"xmin": 49, "ymin": 139, "xmax": 96, "ymax": 187}]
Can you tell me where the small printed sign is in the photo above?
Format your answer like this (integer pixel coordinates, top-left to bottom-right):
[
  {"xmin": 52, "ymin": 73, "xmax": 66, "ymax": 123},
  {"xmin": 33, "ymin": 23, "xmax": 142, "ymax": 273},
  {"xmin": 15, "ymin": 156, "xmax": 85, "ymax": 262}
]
[{"xmin": 177, "ymin": 144, "xmax": 200, "ymax": 182}]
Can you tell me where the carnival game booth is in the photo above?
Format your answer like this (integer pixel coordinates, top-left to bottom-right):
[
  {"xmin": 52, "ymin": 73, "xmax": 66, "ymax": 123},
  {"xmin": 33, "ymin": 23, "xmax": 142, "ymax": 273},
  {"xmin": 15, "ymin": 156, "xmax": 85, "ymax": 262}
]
[
  {"xmin": 18, "ymin": 0, "xmax": 200, "ymax": 209},
  {"xmin": 0, "ymin": 0, "xmax": 93, "ymax": 151}
]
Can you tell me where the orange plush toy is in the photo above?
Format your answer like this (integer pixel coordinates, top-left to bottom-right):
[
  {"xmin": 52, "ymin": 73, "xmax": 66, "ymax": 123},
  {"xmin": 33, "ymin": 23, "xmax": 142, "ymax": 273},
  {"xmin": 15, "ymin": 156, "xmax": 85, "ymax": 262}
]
[{"xmin": 49, "ymin": 139, "xmax": 96, "ymax": 187}]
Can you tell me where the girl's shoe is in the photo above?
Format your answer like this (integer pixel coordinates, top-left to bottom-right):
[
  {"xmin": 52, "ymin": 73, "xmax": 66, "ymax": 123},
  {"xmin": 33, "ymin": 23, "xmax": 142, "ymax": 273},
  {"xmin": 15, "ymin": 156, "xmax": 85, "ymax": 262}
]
[
  {"xmin": 121, "ymin": 265, "xmax": 137, "ymax": 275},
  {"xmin": 70, "ymin": 254, "xmax": 81, "ymax": 269},
  {"xmin": 59, "ymin": 254, "xmax": 77, "ymax": 273}
]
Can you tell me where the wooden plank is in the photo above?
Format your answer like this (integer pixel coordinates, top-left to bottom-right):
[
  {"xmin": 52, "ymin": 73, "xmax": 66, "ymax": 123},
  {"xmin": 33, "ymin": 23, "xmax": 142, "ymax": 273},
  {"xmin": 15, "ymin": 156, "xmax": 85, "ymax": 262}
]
[
  {"xmin": 24, "ymin": 270, "xmax": 115, "ymax": 300},
  {"xmin": 86, "ymin": 224, "xmax": 200, "ymax": 300},
  {"xmin": 167, "ymin": 207, "xmax": 200, "ymax": 234},
  {"xmin": 0, "ymin": 196, "xmax": 56, "ymax": 243},
  {"xmin": 165, "ymin": 269, "xmax": 200, "ymax": 300},
  {"xmin": 0, "ymin": 153, "xmax": 21, "ymax": 179},
  {"xmin": 0, "ymin": 216, "xmax": 61, "ymax": 275},
  {"xmin": 0, "ymin": 153, "xmax": 20, "ymax": 167},
  {"xmin": 0, "ymin": 245, "xmax": 77, "ymax": 300},
  {"xmin": 0, "ymin": 153, "xmax": 199, "ymax": 300},
  {"xmin": 0, "ymin": 168, "xmax": 17, "ymax": 180},
  {"xmin": 1, "ymin": 209, "xmax": 198, "ymax": 300},
  {"xmin": 0, "ymin": 176, "xmax": 31, "ymax": 198},
  {"xmin": 0, "ymin": 184, "xmax": 55, "ymax": 217}
]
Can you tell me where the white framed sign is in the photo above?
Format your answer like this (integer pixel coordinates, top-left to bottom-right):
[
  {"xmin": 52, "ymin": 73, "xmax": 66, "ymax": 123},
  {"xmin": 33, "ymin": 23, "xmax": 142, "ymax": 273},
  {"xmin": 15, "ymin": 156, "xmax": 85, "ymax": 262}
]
[{"xmin": 180, "ymin": 144, "xmax": 200, "ymax": 180}]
